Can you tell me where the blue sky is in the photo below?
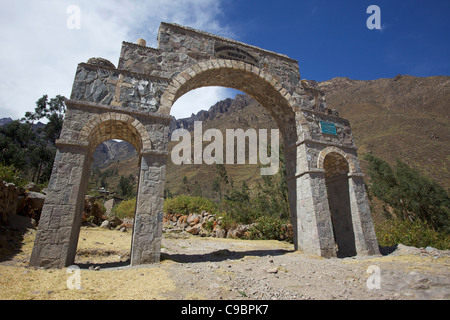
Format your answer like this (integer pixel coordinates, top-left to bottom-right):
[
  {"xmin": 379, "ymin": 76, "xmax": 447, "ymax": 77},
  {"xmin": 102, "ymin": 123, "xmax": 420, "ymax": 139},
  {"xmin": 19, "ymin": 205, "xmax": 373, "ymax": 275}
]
[
  {"xmin": 220, "ymin": 0, "xmax": 450, "ymax": 81},
  {"xmin": 0, "ymin": 0, "xmax": 448, "ymax": 120}
]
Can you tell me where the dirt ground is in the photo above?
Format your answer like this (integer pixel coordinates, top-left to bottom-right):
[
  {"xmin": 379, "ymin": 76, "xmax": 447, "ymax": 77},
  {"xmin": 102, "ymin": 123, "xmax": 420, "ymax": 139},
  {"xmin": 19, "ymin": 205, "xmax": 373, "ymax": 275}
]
[{"xmin": 0, "ymin": 226, "xmax": 449, "ymax": 300}]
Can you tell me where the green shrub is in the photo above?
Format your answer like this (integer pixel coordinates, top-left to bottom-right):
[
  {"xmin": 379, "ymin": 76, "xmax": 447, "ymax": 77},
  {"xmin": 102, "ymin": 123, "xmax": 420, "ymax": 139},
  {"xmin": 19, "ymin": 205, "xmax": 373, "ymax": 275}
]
[
  {"xmin": 218, "ymin": 212, "xmax": 238, "ymax": 233},
  {"xmin": 245, "ymin": 216, "xmax": 293, "ymax": 243},
  {"xmin": 219, "ymin": 197, "xmax": 260, "ymax": 225},
  {"xmin": 375, "ymin": 219, "xmax": 450, "ymax": 250},
  {"xmin": 112, "ymin": 198, "xmax": 136, "ymax": 219},
  {"xmin": 164, "ymin": 195, "xmax": 217, "ymax": 216},
  {"xmin": 0, "ymin": 163, "xmax": 27, "ymax": 187}
]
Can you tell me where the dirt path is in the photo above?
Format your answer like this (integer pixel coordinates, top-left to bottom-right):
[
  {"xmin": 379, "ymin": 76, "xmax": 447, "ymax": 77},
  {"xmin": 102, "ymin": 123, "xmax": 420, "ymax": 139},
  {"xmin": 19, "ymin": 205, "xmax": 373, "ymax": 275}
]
[
  {"xmin": 0, "ymin": 227, "xmax": 449, "ymax": 300},
  {"xmin": 159, "ymin": 232, "xmax": 450, "ymax": 300}
]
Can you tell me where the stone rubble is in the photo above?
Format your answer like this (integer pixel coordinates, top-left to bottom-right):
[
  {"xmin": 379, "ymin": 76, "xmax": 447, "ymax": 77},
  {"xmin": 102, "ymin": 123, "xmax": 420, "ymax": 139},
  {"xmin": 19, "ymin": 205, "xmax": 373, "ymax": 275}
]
[{"xmin": 162, "ymin": 210, "xmax": 291, "ymax": 241}]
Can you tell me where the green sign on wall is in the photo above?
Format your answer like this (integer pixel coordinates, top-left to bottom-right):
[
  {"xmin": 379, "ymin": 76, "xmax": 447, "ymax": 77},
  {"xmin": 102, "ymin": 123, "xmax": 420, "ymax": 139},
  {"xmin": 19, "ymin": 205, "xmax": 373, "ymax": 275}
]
[{"xmin": 320, "ymin": 121, "xmax": 337, "ymax": 135}]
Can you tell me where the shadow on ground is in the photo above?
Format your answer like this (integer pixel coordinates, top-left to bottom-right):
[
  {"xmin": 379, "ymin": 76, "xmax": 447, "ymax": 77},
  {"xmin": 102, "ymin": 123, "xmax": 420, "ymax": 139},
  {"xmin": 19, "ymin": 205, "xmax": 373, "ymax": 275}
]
[
  {"xmin": 379, "ymin": 245, "xmax": 398, "ymax": 256},
  {"xmin": 161, "ymin": 248, "xmax": 293, "ymax": 263},
  {"xmin": 74, "ymin": 248, "xmax": 293, "ymax": 269},
  {"xmin": 0, "ymin": 225, "xmax": 30, "ymax": 263}
]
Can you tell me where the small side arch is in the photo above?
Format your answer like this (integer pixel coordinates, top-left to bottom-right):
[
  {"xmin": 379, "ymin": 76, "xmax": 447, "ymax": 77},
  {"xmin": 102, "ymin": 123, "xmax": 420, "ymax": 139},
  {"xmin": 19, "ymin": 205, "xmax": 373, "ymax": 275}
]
[
  {"xmin": 317, "ymin": 146, "xmax": 358, "ymax": 174},
  {"xmin": 79, "ymin": 112, "xmax": 152, "ymax": 154}
]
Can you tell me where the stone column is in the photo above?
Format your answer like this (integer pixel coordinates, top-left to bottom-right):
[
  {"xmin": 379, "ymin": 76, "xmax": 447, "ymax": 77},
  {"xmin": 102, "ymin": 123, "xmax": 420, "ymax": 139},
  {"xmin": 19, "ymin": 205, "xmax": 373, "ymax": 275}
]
[
  {"xmin": 348, "ymin": 173, "xmax": 380, "ymax": 255},
  {"xmin": 29, "ymin": 143, "xmax": 90, "ymax": 268},
  {"xmin": 295, "ymin": 171, "xmax": 337, "ymax": 258},
  {"xmin": 130, "ymin": 152, "xmax": 167, "ymax": 265},
  {"xmin": 291, "ymin": 143, "xmax": 336, "ymax": 258}
]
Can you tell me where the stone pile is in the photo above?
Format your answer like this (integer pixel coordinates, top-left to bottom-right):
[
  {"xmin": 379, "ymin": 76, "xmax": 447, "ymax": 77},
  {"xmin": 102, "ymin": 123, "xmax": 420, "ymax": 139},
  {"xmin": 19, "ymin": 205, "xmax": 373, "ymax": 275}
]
[
  {"xmin": 165, "ymin": 211, "xmax": 220, "ymax": 237},
  {"xmin": 163, "ymin": 211, "xmax": 257, "ymax": 239},
  {"xmin": 163, "ymin": 211, "xmax": 294, "ymax": 241}
]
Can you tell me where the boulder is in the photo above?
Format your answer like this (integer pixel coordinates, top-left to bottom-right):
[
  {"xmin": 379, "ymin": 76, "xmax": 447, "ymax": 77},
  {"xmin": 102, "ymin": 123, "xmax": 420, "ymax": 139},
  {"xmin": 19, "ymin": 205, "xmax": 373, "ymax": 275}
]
[
  {"xmin": 108, "ymin": 216, "xmax": 123, "ymax": 228},
  {"xmin": 25, "ymin": 182, "xmax": 40, "ymax": 192},
  {"xmin": 186, "ymin": 223, "xmax": 202, "ymax": 235},
  {"xmin": 177, "ymin": 215, "xmax": 188, "ymax": 229},
  {"xmin": 103, "ymin": 198, "xmax": 115, "ymax": 216},
  {"xmin": 100, "ymin": 220, "xmax": 110, "ymax": 229},
  {"xmin": 26, "ymin": 192, "xmax": 45, "ymax": 211},
  {"xmin": 0, "ymin": 181, "xmax": 20, "ymax": 224},
  {"xmin": 187, "ymin": 213, "xmax": 200, "ymax": 226},
  {"xmin": 7, "ymin": 213, "xmax": 36, "ymax": 230},
  {"xmin": 213, "ymin": 225, "xmax": 226, "ymax": 238},
  {"xmin": 226, "ymin": 224, "xmax": 253, "ymax": 239}
]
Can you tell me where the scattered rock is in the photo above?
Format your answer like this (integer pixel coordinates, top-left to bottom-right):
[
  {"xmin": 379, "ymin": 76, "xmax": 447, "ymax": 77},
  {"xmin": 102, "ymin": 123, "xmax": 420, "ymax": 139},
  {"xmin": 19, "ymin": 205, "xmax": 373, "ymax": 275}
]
[
  {"xmin": 108, "ymin": 216, "xmax": 123, "ymax": 228},
  {"xmin": 213, "ymin": 225, "xmax": 226, "ymax": 238},
  {"xmin": 177, "ymin": 215, "xmax": 188, "ymax": 229},
  {"xmin": 187, "ymin": 213, "xmax": 200, "ymax": 226},
  {"xmin": 100, "ymin": 220, "xmax": 110, "ymax": 229},
  {"xmin": 25, "ymin": 182, "xmax": 40, "ymax": 192},
  {"xmin": 267, "ymin": 267, "xmax": 278, "ymax": 274},
  {"xmin": 186, "ymin": 223, "xmax": 202, "ymax": 235}
]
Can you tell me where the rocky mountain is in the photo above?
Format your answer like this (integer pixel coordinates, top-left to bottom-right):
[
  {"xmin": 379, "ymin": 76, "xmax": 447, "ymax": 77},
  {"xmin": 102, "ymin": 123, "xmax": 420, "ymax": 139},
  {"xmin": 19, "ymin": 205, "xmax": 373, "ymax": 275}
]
[{"xmin": 92, "ymin": 140, "xmax": 136, "ymax": 169}]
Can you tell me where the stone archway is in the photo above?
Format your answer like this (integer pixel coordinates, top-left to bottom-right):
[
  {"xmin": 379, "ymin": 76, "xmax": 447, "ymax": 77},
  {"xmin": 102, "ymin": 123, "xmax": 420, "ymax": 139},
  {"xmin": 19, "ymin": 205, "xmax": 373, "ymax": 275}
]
[
  {"xmin": 79, "ymin": 112, "xmax": 152, "ymax": 155},
  {"xmin": 29, "ymin": 107, "xmax": 169, "ymax": 268},
  {"xmin": 30, "ymin": 23, "xmax": 379, "ymax": 268}
]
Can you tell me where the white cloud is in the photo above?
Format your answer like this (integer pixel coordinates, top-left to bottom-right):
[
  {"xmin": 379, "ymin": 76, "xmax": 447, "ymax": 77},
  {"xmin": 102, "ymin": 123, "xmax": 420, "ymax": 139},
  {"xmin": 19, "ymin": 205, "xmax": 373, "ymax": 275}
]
[
  {"xmin": 171, "ymin": 87, "xmax": 241, "ymax": 119},
  {"xmin": 0, "ymin": 0, "xmax": 233, "ymax": 120}
]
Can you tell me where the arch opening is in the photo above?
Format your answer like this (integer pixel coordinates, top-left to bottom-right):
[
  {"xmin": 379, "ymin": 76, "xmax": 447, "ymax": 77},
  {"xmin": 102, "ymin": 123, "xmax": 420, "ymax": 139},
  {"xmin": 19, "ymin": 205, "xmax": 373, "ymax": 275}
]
[
  {"xmin": 75, "ymin": 138, "xmax": 139, "ymax": 267},
  {"xmin": 162, "ymin": 61, "xmax": 298, "ymax": 257},
  {"xmin": 164, "ymin": 61, "xmax": 298, "ymax": 193},
  {"xmin": 73, "ymin": 115, "xmax": 152, "ymax": 267},
  {"xmin": 165, "ymin": 61, "xmax": 298, "ymax": 181},
  {"xmin": 323, "ymin": 152, "xmax": 356, "ymax": 258}
]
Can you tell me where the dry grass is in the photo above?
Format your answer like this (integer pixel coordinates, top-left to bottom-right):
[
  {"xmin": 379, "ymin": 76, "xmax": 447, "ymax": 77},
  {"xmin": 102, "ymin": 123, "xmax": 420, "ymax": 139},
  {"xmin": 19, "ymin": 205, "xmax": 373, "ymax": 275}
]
[
  {"xmin": 0, "ymin": 264, "xmax": 176, "ymax": 300},
  {"xmin": 0, "ymin": 227, "xmax": 176, "ymax": 300}
]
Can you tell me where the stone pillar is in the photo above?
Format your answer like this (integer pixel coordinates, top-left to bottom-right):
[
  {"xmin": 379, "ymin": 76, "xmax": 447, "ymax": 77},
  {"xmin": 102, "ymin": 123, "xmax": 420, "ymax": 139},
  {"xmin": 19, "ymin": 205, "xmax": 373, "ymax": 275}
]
[
  {"xmin": 348, "ymin": 173, "xmax": 380, "ymax": 255},
  {"xmin": 130, "ymin": 152, "xmax": 167, "ymax": 265},
  {"xmin": 295, "ymin": 171, "xmax": 336, "ymax": 258},
  {"xmin": 292, "ymin": 143, "xmax": 336, "ymax": 257},
  {"xmin": 29, "ymin": 144, "xmax": 90, "ymax": 268}
]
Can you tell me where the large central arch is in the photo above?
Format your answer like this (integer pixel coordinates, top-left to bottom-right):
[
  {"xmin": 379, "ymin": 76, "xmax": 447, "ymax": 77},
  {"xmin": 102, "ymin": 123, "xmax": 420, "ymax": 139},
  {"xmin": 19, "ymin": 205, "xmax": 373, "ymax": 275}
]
[
  {"xmin": 160, "ymin": 59, "xmax": 297, "ymax": 139},
  {"xmin": 30, "ymin": 23, "xmax": 379, "ymax": 268}
]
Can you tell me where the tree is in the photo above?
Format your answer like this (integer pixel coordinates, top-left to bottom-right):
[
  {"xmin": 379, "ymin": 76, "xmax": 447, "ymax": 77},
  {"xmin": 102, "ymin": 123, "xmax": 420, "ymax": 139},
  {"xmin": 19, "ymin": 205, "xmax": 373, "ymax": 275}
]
[
  {"xmin": 118, "ymin": 174, "xmax": 134, "ymax": 198},
  {"xmin": 22, "ymin": 95, "xmax": 66, "ymax": 144},
  {"xmin": 253, "ymin": 145, "xmax": 289, "ymax": 220},
  {"xmin": 182, "ymin": 175, "xmax": 190, "ymax": 194},
  {"xmin": 0, "ymin": 94, "xmax": 66, "ymax": 184},
  {"xmin": 212, "ymin": 164, "xmax": 230, "ymax": 201}
]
